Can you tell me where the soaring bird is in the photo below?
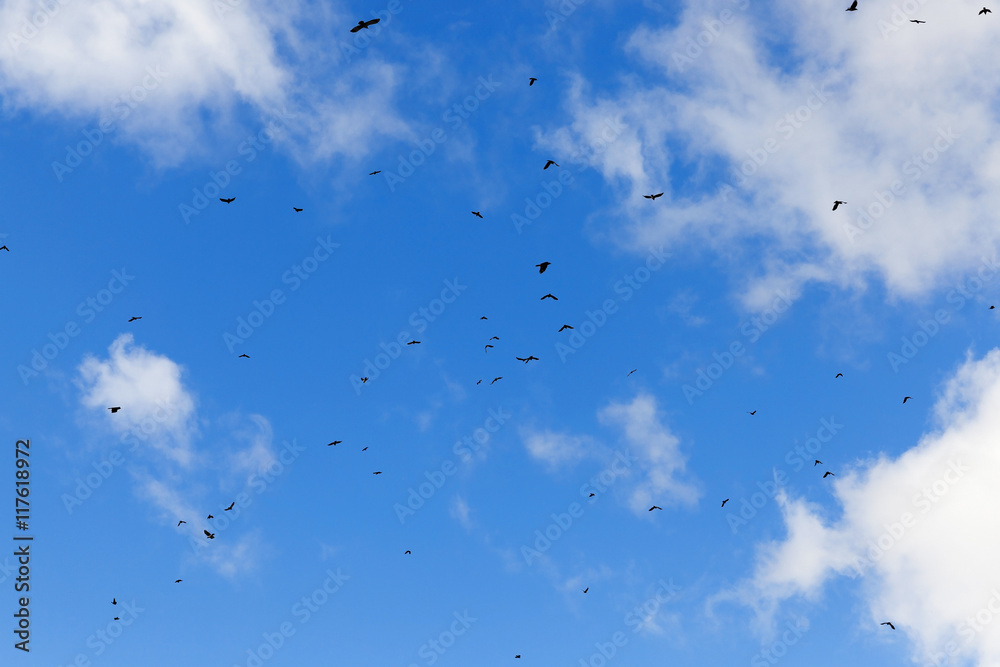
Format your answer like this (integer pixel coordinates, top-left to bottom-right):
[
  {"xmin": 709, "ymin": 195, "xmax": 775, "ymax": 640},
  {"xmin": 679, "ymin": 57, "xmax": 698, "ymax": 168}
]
[
  {"xmin": 832, "ymin": 200, "xmax": 847, "ymax": 210},
  {"xmin": 721, "ymin": 499, "xmax": 729, "ymax": 507},
  {"xmin": 980, "ymin": 6, "xmax": 991, "ymax": 14},
  {"xmin": 814, "ymin": 460, "xmax": 822, "ymax": 466},
  {"xmin": 372, "ymin": 471, "xmax": 383, "ymax": 475},
  {"xmin": 516, "ymin": 356, "xmax": 539, "ymax": 363},
  {"xmin": 369, "ymin": 170, "xmax": 381, "ymax": 175},
  {"xmin": 910, "ymin": 19, "xmax": 925, "ymax": 22},
  {"xmin": 835, "ymin": 373, "xmax": 843, "ymax": 378},
  {"xmin": 847, "ymin": 0, "xmax": 858, "ymax": 10},
  {"xmin": 485, "ymin": 344, "xmax": 494, "ymax": 352},
  {"xmin": 529, "ymin": 78, "xmax": 537, "ymax": 86},
  {"xmin": 407, "ymin": 340, "xmax": 421, "ymax": 345},
  {"xmin": 648, "ymin": 505, "xmax": 663, "ymax": 511},
  {"xmin": 627, "ymin": 369, "xmax": 637, "ymax": 377},
  {"xmin": 543, "ymin": 160, "xmax": 559, "ymax": 170},
  {"xmin": 404, "ymin": 550, "xmax": 411, "ymax": 554},
  {"xmin": 747, "ymin": 410, "xmax": 757, "ymax": 415},
  {"xmin": 541, "ymin": 293, "xmax": 558, "ymax": 301},
  {"xmin": 128, "ymin": 316, "xmax": 142, "ymax": 322},
  {"xmin": 174, "ymin": 580, "xmax": 182, "ymax": 583},
  {"xmin": 644, "ymin": 193, "xmax": 664, "ymax": 200},
  {"xmin": 583, "ymin": 587, "xmax": 589, "ymax": 593},
  {"xmin": 536, "ymin": 261, "xmax": 551, "ymax": 273},
  {"xmin": 204, "ymin": 530, "xmax": 215, "ymax": 539},
  {"xmin": 0, "ymin": 245, "xmax": 8, "ymax": 251},
  {"xmin": 108, "ymin": 407, "xmax": 121, "ymax": 413},
  {"xmin": 177, "ymin": 520, "xmax": 186, "ymax": 526},
  {"xmin": 362, "ymin": 446, "xmax": 368, "ymax": 451},
  {"xmin": 491, "ymin": 377, "xmax": 503, "ymax": 384},
  {"xmin": 220, "ymin": 197, "xmax": 235, "ymax": 203},
  {"xmin": 328, "ymin": 441, "xmax": 342, "ymax": 447},
  {"xmin": 903, "ymin": 396, "xmax": 912, "ymax": 403},
  {"xmin": 114, "ymin": 617, "xmax": 119, "ymax": 621},
  {"xmin": 112, "ymin": 599, "xmax": 117, "ymax": 605},
  {"xmin": 558, "ymin": 325, "xmax": 573, "ymax": 332},
  {"xmin": 472, "ymin": 211, "xmax": 484, "ymax": 219},
  {"xmin": 224, "ymin": 502, "xmax": 235, "ymax": 511},
  {"xmin": 207, "ymin": 514, "xmax": 214, "ymax": 519},
  {"xmin": 489, "ymin": 336, "xmax": 500, "ymax": 341},
  {"xmin": 350, "ymin": 18, "xmax": 380, "ymax": 32},
  {"xmin": 361, "ymin": 377, "xmax": 368, "ymax": 383},
  {"xmin": 823, "ymin": 471, "xmax": 835, "ymax": 478},
  {"xmin": 881, "ymin": 622, "xmax": 896, "ymax": 629},
  {"xmin": 238, "ymin": 354, "xmax": 250, "ymax": 358},
  {"xmin": 480, "ymin": 316, "xmax": 488, "ymax": 320},
  {"xmin": 293, "ymin": 207, "xmax": 303, "ymax": 212}
]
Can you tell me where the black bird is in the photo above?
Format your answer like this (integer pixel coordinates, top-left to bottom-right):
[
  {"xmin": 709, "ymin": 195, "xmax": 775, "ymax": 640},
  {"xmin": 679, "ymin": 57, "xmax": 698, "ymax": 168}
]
[
  {"xmin": 114, "ymin": 617, "xmax": 119, "ymax": 620},
  {"xmin": 903, "ymin": 396, "xmax": 912, "ymax": 403},
  {"xmin": 207, "ymin": 514, "xmax": 214, "ymax": 519},
  {"xmin": 360, "ymin": 377, "xmax": 368, "ymax": 383},
  {"xmin": 847, "ymin": 0, "xmax": 858, "ymax": 10},
  {"xmin": 372, "ymin": 471, "xmax": 383, "ymax": 475},
  {"xmin": 516, "ymin": 356, "xmax": 539, "ymax": 363},
  {"xmin": 541, "ymin": 293, "xmax": 558, "ymax": 300},
  {"xmin": 293, "ymin": 207, "xmax": 303, "ymax": 212},
  {"xmin": 814, "ymin": 460, "xmax": 822, "ymax": 466},
  {"xmin": 835, "ymin": 373, "xmax": 843, "ymax": 378},
  {"xmin": 369, "ymin": 170, "xmax": 381, "ymax": 175},
  {"xmin": 108, "ymin": 407, "xmax": 121, "ymax": 413},
  {"xmin": 489, "ymin": 336, "xmax": 500, "ymax": 340},
  {"xmin": 910, "ymin": 19, "xmax": 925, "ymax": 23},
  {"xmin": 583, "ymin": 587, "xmax": 589, "ymax": 593},
  {"xmin": 404, "ymin": 550, "xmax": 411, "ymax": 554},
  {"xmin": 174, "ymin": 580, "xmax": 182, "ymax": 583},
  {"xmin": 980, "ymin": 6, "xmax": 991, "ymax": 14},
  {"xmin": 204, "ymin": 530, "xmax": 215, "ymax": 539},
  {"xmin": 480, "ymin": 316, "xmax": 488, "ymax": 320},
  {"xmin": 648, "ymin": 505, "xmax": 663, "ymax": 511},
  {"xmin": 558, "ymin": 325, "xmax": 573, "ymax": 332},
  {"xmin": 627, "ymin": 369, "xmax": 637, "ymax": 377},
  {"xmin": 0, "ymin": 245, "xmax": 8, "ymax": 251},
  {"xmin": 543, "ymin": 160, "xmax": 559, "ymax": 170},
  {"xmin": 515, "ymin": 656, "xmax": 521, "ymax": 659},
  {"xmin": 589, "ymin": 493, "xmax": 595, "ymax": 497},
  {"xmin": 747, "ymin": 410, "xmax": 757, "ymax": 415},
  {"xmin": 224, "ymin": 502, "xmax": 235, "ymax": 511},
  {"xmin": 407, "ymin": 340, "xmax": 421, "ymax": 345},
  {"xmin": 472, "ymin": 211, "xmax": 484, "ymax": 219},
  {"xmin": 832, "ymin": 200, "xmax": 847, "ymax": 210},
  {"xmin": 328, "ymin": 440, "xmax": 342, "ymax": 446},
  {"xmin": 644, "ymin": 193, "xmax": 664, "ymax": 200},
  {"xmin": 112, "ymin": 599, "xmax": 117, "ymax": 605},
  {"xmin": 991, "ymin": 306, "xmax": 995, "ymax": 310},
  {"xmin": 536, "ymin": 261, "xmax": 551, "ymax": 273},
  {"xmin": 485, "ymin": 344, "xmax": 494, "ymax": 352},
  {"xmin": 350, "ymin": 18, "xmax": 380, "ymax": 32},
  {"xmin": 128, "ymin": 316, "xmax": 142, "ymax": 322},
  {"xmin": 220, "ymin": 197, "xmax": 235, "ymax": 203},
  {"xmin": 529, "ymin": 78, "xmax": 537, "ymax": 86},
  {"xmin": 721, "ymin": 499, "xmax": 729, "ymax": 507},
  {"xmin": 239, "ymin": 354, "xmax": 250, "ymax": 358},
  {"xmin": 361, "ymin": 446, "xmax": 368, "ymax": 451},
  {"xmin": 177, "ymin": 520, "xmax": 186, "ymax": 526},
  {"xmin": 882, "ymin": 622, "xmax": 895, "ymax": 629},
  {"xmin": 823, "ymin": 471, "xmax": 835, "ymax": 478},
  {"xmin": 491, "ymin": 377, "xmax": 502, "ymax": 384},
  {"xmin": 476, "ymin": 380, "xmax": 482, "ymax": 385}
]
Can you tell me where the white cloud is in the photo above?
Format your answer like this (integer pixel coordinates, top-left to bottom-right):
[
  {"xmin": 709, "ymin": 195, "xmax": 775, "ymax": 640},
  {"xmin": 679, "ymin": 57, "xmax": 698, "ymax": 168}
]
[
  {"xmin": 521, "ymin": 428, "xmax": 599, "ymax": 467},
  {"xmin": 731, "ymin": 349, "xmax": 1000, "ymax": 665},
  {"xmin": 538, "ymin": 0, "xmax": 1000, "ymax": 307},
  {"xmin": 450, "ymin": 494, "xmax": 475, "ymax": 531}
]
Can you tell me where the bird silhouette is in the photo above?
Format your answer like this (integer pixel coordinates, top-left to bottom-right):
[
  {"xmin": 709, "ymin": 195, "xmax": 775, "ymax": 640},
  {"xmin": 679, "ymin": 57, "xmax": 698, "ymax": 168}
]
[
  {"xmin": 644, "ymin": 192, "xmax": 664, "ymax": 200},
  {"xmin": 516, "ymin": 356, "xmax": 539, "ymax": 363},
  {"xmin": 404, "ymin": 550, "xmax": 411, "ymax": 554},
  {"xmin": 903, "ymin": 396, "xmax": 912, "ymax": 403},
  {"xmin": 220, "ymin": 197, "xmax": 235, "ymax": 203},
  {"xmin": 627, "ymin": 369, "xmax": 637, "ymax": 376},
  {"xmin": 583, "ymin": 587, "xmax": 589, "ymax": 593},
  {"xmin": 407, "ymin": 340, "xmax": 421, "ymax": 345},
  {"xmin": 648, "ymin": 505, "xmax": 663, "ymax": 511},
  {"xmin": 369, "ymin": 170, "xmax": 381, "ymax": 175},
  {"xmin": 490, "ymin": 336, "xmax": 500, "ymax": 340},
  {"xmin": 541, "ymin": 293, "xmax": 558, "ymax": 301},
  {"xmin": 882, "ymin": 622, "xmax": 895, "ymax": 629},
  {"xmin": 559, "ymin": 325, "xmax": 573, "ymax": 332},
  {"xmin": 361, "ymin": 377, "xmax": 369, "ymax": 383},
  {"xmin": 747, "ymin": 410, "xmax": 757, "ymax": 415},
  {"xmin": 543, "ymin": 160, "xmax": 559, "ymax": 170},
  {"xmin": 823, "ymin": 471, "xmax": 835, "ymax": 478},
  {"xmin": 207, "ymin": 514, "xmax": 214, "ymax": 519},
  {"xmin": 910, "ymin": 19, "xmax": 925, "ymax": 22},
  {"xmin": 814, "ymin": 460, "xmax": 822, "ymax": 466},
  {"xmin": 204, "ymin": 530, "xmax": 215, "ymax": 539},
  {"xmin": 177, "ymin": 520, "xmax": 186, "ymax": 526},
  {"xmin": 362, "ymin": 446, "xmax": 368, "ymax": 451},
  {"xmin": 174, "ymin": 580, "xmax": 182, "ymax": 583},
  {"xmin": 589, "ymin": 493, "xmax": 595, "ymax": 497},
  {"xmin": 980, "ymin": 6, "xmax": 991, "ymax": 14},
  {"xmin": 108, "ymin": 407, "xmax": 121, "ymax": 413},
  {"xmin": 480, "ymin": 316, "xmax": 488, "ymax": 320},
  {"xmin": 485, "ymin": 344, "xmax": 494, "ymax": 352},
  {"xmin": 529, "ymin": 78, "xmax": 537, "ymax": 86},
  {"xmin": 112, "ymin": 598, "xmax": 116, "ymax": 605},
  {"xmin": 721, "ymin": 499, "xmax": 729, "ymax": 507},
  {"xmin": 238, "ymin": 354, "xmax": 250, "ymax": 358},
  {"xmin": 991, "ymin": 306, "xmax": 996, "ymax": 310},
  {"xmin": 224, "ymin": 502, "xmax": 234, "ymax": 511},
  {"xmin": 0, "ymin": 245, "xmax": 8, "ymax": 251},
  {"xmin": 114, "ymin": 617, "xmax": 119, "ymax": 620},
  {"xmin": 847, "ymin": 0, "xmax": 858, "ymax": 10},
  {"xmin": 328, "ymin": 440, "xmax": 342, "ymax": 446},
  {"xmin": 128, "ymin": 316, "xmax": 142, "ymax": 322},
  {"xmin": 536, "ymin": 261, "xmax": 551, "ymax": 273},
  {"xmin": 293, "ymin": 207, "xmax": 303, "ymax": 212},
  {"xmin": 372, "ymin": 471, "xmax": 383, "ymax": 475},
  {"xmin": 472, "ymin": 211, "xmax": 484, "ymax": 219},
  {"xmin": 491, "ymin": 377, "xmax": 503, "ymax": 384},
  {"xmin": 350, "ymin": 18, "xmax": 380, "ymax": 32},
  {"xmin": 835, "ymin": 373, "xmax": 843, "ymax": 378},
  {"xmin": 832, "ymin": 200, "xmax": 847, "ymax": 210}
]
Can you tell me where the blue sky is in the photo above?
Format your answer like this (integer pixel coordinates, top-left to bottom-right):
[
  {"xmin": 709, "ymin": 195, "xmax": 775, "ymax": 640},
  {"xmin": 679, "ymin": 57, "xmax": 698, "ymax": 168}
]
[{"xmin": 2, "ymin": 0, "xmax": 1000, "ymax": 665}]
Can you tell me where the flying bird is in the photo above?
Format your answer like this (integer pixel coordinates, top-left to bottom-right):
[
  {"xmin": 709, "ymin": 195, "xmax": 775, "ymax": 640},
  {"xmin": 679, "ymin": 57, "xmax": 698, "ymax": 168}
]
[
  {"xmin": 485, "ymin": 344, "xmax": 494, "ymax": 352},
  {"xmin": 648, "ymin": 505, "xmax": 663, "ymax": 511},
  {"xmin": 238, "ymin": 354, "xmax": 250, "ymax": 358},
  {"xmin": 583, "ymin": 587, "xmax": 589, "ymax": 593},
  {"xmin": 404, "ymin": 550, "xmax": 411, "ymax": 555},
  {"xmin": 489, "ymin": 336, "xmax": 500, "ymax": 340},
  {"xmin": 220, "ymin": 197, "xmax": 235, "ymax": 203},
  {"xmin": 903, "ymin": 396, "xmax": 912, "ymax": 403},
  {"xmin": 361, "ymin": 377, "xmax": 369, "ymax": 383},
  {"xmin": 328, "ymin": 440, "xmax": 342, "ymax": 446},
  {"xmin": 881, "ymin": 622, "xmax": 896, "ymax": 629},
  {"xmin": 369, "ymin": 170, "xmax": 381, "ymax": 175},
  {"xmin": 627, "ymin": 369, "xmax": 637, "ymax": 377},
  {"xmin": 128, "ymin": 316, "xmax": 142, "ymax": 322},
  {"xmin": 372, "ymin": 471, "xmax": 383, "ymax": 475},
  {"xmin": 112, "ymin": 599, "xmax": 116, "ymax": 605},
  {"xmin": 835, "ymin": 373, "xmax": 843, "ymax": 378},
  {"xmin": 174, "ymin": 580, "xmax": 182, "ymax": 583},
  {"xmin": 991, "ymin": 306, "xmax": 995, "ymax": 310},
  {"xmin": 832, "ymin": 200, "xmax": 847, "ymax": 210},
  {"xmin": 516, "ymin": 356, "xmax": 539, "ymax": 363},
  {"xmin": 0, "ymin": 245, "xmax": 8, "ymax": 251},
  {"xmin": 814, "ymin": 460, "xmax": 822, "ymax": 466},
  {"xmin": 747, "ymin": 410, "xmax": 757, "ymax": 415},
  {"xmin": 543, "ymin": 160, "xmax": 559, "ymax": 170},
  {"xmin": 644, "ymin": 193, "xmax": 664, "ymax": 200},
  {"xmin": 472, "ymin": 211, "xmax": 484, "ymax": 219},
  {"xmin": 910, "ymin": 19, "xmax": 925, "ymax": 22},
  {"xmin": 491, "ymin": 377, "xmax": 503, "ymax": 384},
  {"xmin": 114, "ymin": 617, "xmax": 119, "ymax": 621},
  {"xmin": 980, "ymin": 6, "xmax": 991, "ymax": 14},
  {"xmin": 350, "ymin": 18, "xmax": 380, "ymax": 32},
  {"xmin": 204, "ymin": 530, "xmax": 215, "ymax": 539},
  {"xmin": 407, "ymin": 340, "xmax": 421, "ymax": 345},
  {"xmin": 108, "ymin": 407, "xmax": 121, "ymax": 413},
  {"xmin": 536, "ymin": 261, "xmax": 551, "ymax": 273},
  {"xmin": 480, "ymin": 316, "xmax": 488, "ymax": 320},
  {"xmin": 558, "ymin": 325, "xmax": 573, "ymax": 332},
  {"xmin": 529, "ymin": 78, "xmax": 537, "ymax": 86},
  {"xmin": 293, "ymin": 207, "xmax": 303, "ymax": 212},
  {"xmin": 823, "ymin": 471, "xmax": 835, "ymax": 478},
  {"xmin": 721, "ymin": 499, "xmax": 729, "ymax": 507},
  {"xmin": 224, "ymin": 502, "xmax": 235, "ymax": 511},
  {"xmin": 846, "ymin": 0, "xmax": 858, "ymax": 10},
  {"xmin": 589, "ymin": 493, "xmax": 595, "ymax": 497},
  {"xmin": 541, "ymin": 293, "xmax": 558, "ymax": 300},
  {"xmin": 177, "ymin": 520, "xmax": 186, "ymax": 526},
  {"xmin": 207, "ymin": 514, "xmax": 214, "ymax": 519},
  {"xmin": 361, "ymin": 446, "xmax": 368, "ymax": 451}
]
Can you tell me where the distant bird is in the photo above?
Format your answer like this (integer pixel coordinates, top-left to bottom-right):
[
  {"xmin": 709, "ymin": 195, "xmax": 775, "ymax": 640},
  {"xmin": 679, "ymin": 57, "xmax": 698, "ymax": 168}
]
[
  {"xmin": 747, "ymin": 410, "xmax": 757, "ymax": 415},
  {"xmin": 721, "ymin": 499, "xmax": 729, "ymax": 507},
  {"xmin": 529, "ymin": 78, "xmax": 537, "ymax": 86},
  {"xmin": 627, "ymin": 369, "xmax": 637, "ymax": 377},
  {"xmin": 644, "ymin": 193, "xmax": 664, "ymax": 200},
  {"xmin": 516, "ymin": 356, "xmax": 539, "ymax": 363},
  {"xmin": 543, "ymin": 160, "xmax": 559, "ymax": 170},
  {"xmin": 361, "ymin": 377, "xmax": 368, "ymax": 383},
  {"xmin": 491, "ymin": 377, "xmax": 503, "ymax": 384},
  {"xmin": 407, "ymin": 340, "xmax": 421, "ymax": 345},
  {"xmin": 174, "ymin": 580, "xmax": 182, "ymax": 583},
  {"xmin": 589, "ymin": 493, "xmax": 595, "ymax": 497},
  {"xmin": 515, "ymin": 656, "xmax": 521, "ymax": 659},
  {"xmin": 980, "ymin": 6, "xmax": 991, "ymax": 14},
  {"xmin": 204, "ymin": 530, "xmax": 215, "ymax": 539},
  {"xmin": 373, "ymin": 471, "xmax": 383, "ymax": 475},
  {"xmin": 541, "ymin": 293, "xmax": 558, "ymax": 300},
  {"xmin": 369, "ymin": 170, "xmax": 381, "ymax": 175},
  {"xmin": 128, "ymin": 316, "xmax": 142, "ymax": 322},
  {"xmin": 489, "ymin": 336, "xmax": 500, "ymax": 340},
  {"xmin": 350, "ymin": 18, "xmax": 380, "ymax": 32},
  {"xmin": 910, "ymin": 19, "xmax": 925, "ymax": 22},
  {"xmin": 207, "ymin": 514, "xmax": 214, "ymax": 519},
  {"xmin": 835, "ymin": 373, "xmax": 843, "ymax": 378},
  {"xmin": 108, "ymin": 407, "xmax": 121, "ymax": 413},
  {"xmin": 903, "ymin": 396, "xmax": 912, "ymax": 403},
  {"xmin": 991, "ymin": 306, "xmax": 996, "ymax": 310},
  {"xmin": 476, "ymin": 380, "xmax": 482, "ymax": 385},
  {"xmin": 472, "ymin": 211, "xmax": 484, "ymax": 219},
  {"xmin": 404, "ymin": 550, "xmax": 411, "ymax": 554},
  {"xmin": 814, "ymin": 460, "xmax": 822, "ymax": 466},
  {"xmin": 328, "ymin": 440, "xmax": 342, "ymax": 446},
  {"xmin": 485, "ymin": 344, "xmax": 494, "ymax": 352},
  {"xmin": 846, "ymin": 0, "xmax": 858, "ymax": 10},
  {"xmin": 220, "ymin": 197, "xmax": 235, "ymax": 203},
  {"xmin": 114, "ymin": 617, "xmax": 119, "ymax": 621},
  {"xmin": 481, "ymin": 316, "xmax": 488, "ymax": 320},
  {"xmin": 832, "ymin": 200, "xmax": 847, "ymax": 210},
  {"xmin": 293, "ymin": 207, "xmax": 303, "ymax": 212},
  {"xmin": 536, "ymin": 261, "xmax": 551, "ymax": 273},
  {"xmin": 648, "ymin": 505, "xmax": 662, "ymax": 511},
  {"xmin": 823, "ymin": 471, "xmax": 835, "ymax": 478},
  {"xmin": 361, "ymin": 446, "xmax": 368, "ymax": 451},
  {"xmin": 112, "ymin": 599, "xmax": 116, "ymax": 605},
  {"xmin": 238, "ymin": 354, "xmax": 250, "ymax": 358},
  {"xmin": 558, "ymin": 325, "xmax": 573, "ymax": 332},
  {"xmin": 0, "ymin": 245, "xmax": 8, "ymax": 251},
  {"xmin": 177, "ymin": 520, "xmax": 186, "ymax": 526},
  {"xmin": 583, "ymin": 587, "xmax": 589, "ymax": 593},
  {"xmin": 881, "ymin": 622, "xmax": 895, "ymax": 629},
  {"xmin": 224, "ymin": 502, "xmax": 235, "ymax": 511}
]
